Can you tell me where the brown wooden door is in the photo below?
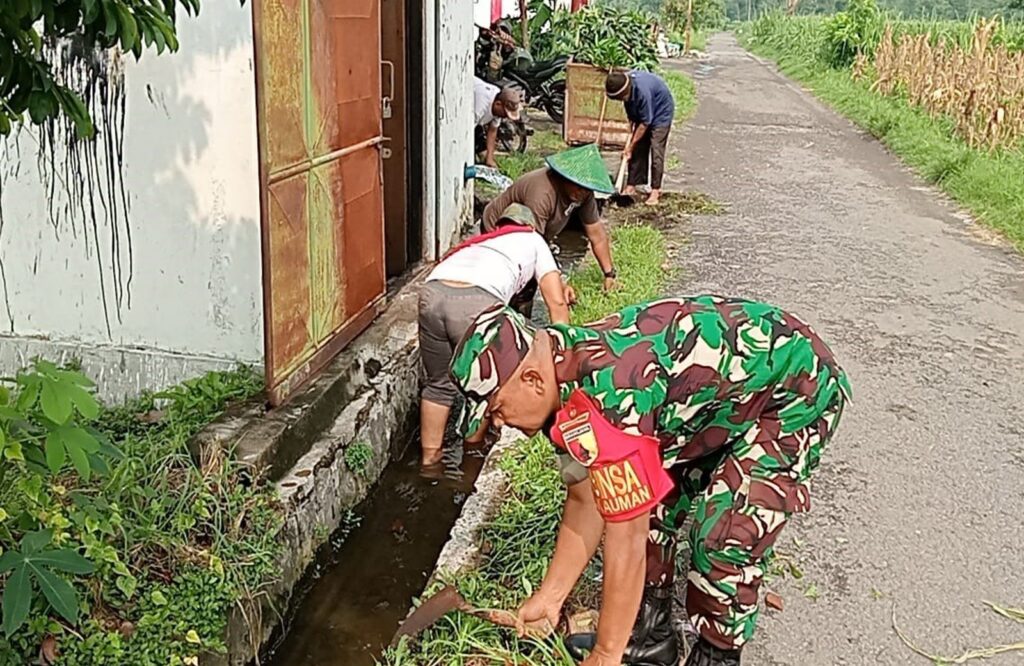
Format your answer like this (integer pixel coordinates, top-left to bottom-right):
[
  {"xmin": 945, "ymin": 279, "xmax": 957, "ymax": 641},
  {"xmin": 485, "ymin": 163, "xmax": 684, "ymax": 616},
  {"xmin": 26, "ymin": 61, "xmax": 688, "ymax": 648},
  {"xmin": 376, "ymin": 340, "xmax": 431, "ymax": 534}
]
[
  {"xmin": 381, "ymin": 0, "xmax": 409, "ymax": 276},
  {"xmin": 253, "ymin": 0, "xmax": 387, "ymax": 405}
]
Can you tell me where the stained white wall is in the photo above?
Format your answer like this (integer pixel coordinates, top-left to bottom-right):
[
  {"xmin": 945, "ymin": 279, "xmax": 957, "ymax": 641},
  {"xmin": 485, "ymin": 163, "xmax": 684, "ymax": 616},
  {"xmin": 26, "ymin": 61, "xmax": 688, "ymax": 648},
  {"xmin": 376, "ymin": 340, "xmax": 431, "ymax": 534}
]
[
  {"xmin": 0, "ymin": 3, "xmax": 262, "ymax": 402},
  {"xmin": 425, "ymin": 0, "xmax": 476, "ymax": 259}
]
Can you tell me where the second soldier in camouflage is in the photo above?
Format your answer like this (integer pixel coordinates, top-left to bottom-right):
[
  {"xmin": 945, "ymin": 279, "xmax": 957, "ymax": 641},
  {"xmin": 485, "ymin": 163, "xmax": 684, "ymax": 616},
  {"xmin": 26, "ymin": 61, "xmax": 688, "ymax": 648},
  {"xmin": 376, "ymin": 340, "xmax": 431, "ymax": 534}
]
[{"xmin": 449, "ymin": 296, "xmax": 850, "ymax": 666}]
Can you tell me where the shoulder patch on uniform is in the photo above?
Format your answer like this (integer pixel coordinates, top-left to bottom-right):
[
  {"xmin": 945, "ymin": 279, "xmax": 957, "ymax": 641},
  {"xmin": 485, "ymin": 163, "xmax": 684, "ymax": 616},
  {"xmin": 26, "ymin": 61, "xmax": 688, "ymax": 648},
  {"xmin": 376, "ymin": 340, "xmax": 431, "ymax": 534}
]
[{"xmin": 559, "ymin": 412, "xmax": 599, "ymax": 467}]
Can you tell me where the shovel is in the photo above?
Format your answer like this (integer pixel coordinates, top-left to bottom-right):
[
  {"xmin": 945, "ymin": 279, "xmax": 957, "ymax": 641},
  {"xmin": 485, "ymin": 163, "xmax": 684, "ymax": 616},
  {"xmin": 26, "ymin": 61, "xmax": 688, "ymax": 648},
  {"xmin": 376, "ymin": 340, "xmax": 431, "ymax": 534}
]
[{"xmin": 389, "ymin": 585, "xmax": 555, "ymax": 647}]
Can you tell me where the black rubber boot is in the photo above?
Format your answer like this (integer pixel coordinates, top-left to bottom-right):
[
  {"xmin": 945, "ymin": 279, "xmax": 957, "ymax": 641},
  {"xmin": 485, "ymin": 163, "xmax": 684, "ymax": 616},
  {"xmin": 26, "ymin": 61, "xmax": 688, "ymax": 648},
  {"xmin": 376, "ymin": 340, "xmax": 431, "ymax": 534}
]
[
  {"xmin": 682, "ymin": 637, "xmax": 741, "ymax": 666},
  {"xmin": 565, "ymin": 586, "xmax": 680, "ymax": 666}
]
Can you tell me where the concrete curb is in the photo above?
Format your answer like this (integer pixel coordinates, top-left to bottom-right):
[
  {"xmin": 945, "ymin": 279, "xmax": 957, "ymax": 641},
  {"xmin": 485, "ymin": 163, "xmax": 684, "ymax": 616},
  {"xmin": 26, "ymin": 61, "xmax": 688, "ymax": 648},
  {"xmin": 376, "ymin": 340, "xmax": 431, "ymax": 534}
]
[{"xmin": 431, "ymin": 428, "xmax": 524, "ymax": 578}]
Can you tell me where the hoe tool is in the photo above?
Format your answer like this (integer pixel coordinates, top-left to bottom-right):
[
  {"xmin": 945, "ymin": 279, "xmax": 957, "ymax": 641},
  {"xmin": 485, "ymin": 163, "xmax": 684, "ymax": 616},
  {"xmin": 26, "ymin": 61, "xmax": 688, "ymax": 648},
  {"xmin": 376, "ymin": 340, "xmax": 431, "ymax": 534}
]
[{"xmin": 390, "ymin": 585, "xmax": 555, "ymax": 647}]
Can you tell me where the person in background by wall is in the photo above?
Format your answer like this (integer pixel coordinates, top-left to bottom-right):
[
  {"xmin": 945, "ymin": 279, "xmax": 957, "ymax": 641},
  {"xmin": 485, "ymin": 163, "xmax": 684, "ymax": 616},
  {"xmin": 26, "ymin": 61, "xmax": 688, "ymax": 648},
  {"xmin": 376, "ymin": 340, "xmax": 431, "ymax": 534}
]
[
  {"xmin": 417, "ymin": 204, "xmax": 568, "ymax": 471},
  {"xmin": 605, "ymin": 70, "xmax": 675, "ymax": 206},
  {"xmin": 475, "ymin": 76, "xmax": 522, "ymax": 168},
  {"xmin": 481, "ymin": 144, "xmax": 617, "ymax": 315}
]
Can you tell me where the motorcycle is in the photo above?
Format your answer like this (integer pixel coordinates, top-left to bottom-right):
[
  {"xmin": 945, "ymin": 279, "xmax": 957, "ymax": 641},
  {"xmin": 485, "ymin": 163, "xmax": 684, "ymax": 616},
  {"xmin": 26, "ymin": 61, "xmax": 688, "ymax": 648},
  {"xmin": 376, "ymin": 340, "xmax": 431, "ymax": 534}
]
[
  {"xmin": 475, "ymin": 118, "xmax": 531, "ymax": 156},
  {"xmin": 475, "ymin": 24, "xmax": 568, "ymax": 126},
  {"xmin": 500, "ymin": 52, "xmax": 568, "ymax": 125}
]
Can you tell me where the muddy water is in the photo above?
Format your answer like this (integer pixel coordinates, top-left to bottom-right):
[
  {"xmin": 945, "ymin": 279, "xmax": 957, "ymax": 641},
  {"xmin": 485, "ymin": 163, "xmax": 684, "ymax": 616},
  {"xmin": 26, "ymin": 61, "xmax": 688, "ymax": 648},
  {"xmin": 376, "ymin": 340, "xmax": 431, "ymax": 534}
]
[
  {"xmin": 267, "ymin": 440, "xmax": 485, "ymax": 666},
  {"xmin": 267, "ymin": 228, "xmax": 589, "ymax": 666}
]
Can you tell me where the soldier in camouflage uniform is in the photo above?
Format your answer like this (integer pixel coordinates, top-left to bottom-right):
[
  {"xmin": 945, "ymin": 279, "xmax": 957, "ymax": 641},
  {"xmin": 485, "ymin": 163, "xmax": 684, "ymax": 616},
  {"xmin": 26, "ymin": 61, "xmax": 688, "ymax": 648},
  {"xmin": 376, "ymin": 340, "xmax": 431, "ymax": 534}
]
[{"xmin": 449, "ymin": 296, "xmax": 850, "ymax": 666}]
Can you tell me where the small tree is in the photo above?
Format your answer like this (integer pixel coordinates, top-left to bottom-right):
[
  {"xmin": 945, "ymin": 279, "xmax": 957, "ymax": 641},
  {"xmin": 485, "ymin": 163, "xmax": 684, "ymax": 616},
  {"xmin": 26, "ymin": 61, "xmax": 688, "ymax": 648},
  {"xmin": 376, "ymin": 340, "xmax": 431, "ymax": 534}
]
[
  {"xmin": 663, "ymin": 0, "xmax": 726, "ymax": 43},
  {"xmin": 0, "ymin": 1, "xmax": 232, "ymax": 138}
]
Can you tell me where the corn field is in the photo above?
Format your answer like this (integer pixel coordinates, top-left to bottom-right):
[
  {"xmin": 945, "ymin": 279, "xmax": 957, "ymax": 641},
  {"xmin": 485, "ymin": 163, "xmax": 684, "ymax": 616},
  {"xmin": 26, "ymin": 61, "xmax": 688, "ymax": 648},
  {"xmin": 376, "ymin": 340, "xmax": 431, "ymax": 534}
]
[
  {"xmin": 869, "ymin": 19, "xmax": 1024, "ymax": 151},
  {"xmin": 744, "ymin": 10, "xmax": 1024, "ymax": 151}
]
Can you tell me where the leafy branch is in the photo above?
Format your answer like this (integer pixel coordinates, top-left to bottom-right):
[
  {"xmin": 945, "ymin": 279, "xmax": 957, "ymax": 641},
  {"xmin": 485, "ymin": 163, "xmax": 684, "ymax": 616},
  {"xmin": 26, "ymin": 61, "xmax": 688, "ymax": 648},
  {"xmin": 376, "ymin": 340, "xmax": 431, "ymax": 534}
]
[{"xmin": 0, "ymin": 1, "xmax": 243, "ymax": 138}]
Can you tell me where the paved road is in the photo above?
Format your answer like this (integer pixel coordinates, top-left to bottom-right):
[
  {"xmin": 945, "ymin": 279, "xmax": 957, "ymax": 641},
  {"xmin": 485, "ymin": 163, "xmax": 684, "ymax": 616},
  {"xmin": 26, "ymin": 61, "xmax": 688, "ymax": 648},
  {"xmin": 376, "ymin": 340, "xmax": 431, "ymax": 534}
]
[{"xmin": 661, "ymin": 34, "xmax": 1024, "ymax": 665}]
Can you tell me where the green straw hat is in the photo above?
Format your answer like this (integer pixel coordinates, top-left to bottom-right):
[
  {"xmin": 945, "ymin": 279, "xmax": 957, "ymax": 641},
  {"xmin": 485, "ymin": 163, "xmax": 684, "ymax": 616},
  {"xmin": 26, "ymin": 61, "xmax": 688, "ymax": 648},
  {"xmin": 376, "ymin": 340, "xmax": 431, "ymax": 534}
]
[{"xmin": 545, "ymin": 144, "xmax": 615, "ymax": 195}]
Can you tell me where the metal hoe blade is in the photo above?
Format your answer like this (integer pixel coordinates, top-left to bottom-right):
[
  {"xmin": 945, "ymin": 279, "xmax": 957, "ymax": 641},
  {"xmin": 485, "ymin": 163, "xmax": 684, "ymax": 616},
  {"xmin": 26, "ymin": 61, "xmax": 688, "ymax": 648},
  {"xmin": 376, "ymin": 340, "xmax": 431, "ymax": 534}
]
[{"xmin": 390, "ymin": 585, "xmax": 555, "ymax": 647}]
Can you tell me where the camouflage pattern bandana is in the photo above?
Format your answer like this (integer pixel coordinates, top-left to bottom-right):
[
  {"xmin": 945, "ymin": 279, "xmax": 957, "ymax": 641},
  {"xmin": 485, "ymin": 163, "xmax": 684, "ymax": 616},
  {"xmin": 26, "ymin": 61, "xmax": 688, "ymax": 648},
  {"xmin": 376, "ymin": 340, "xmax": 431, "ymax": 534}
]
[{"xmin": 449, "ymin": 304, "xmax": 537, "ymax": 437}]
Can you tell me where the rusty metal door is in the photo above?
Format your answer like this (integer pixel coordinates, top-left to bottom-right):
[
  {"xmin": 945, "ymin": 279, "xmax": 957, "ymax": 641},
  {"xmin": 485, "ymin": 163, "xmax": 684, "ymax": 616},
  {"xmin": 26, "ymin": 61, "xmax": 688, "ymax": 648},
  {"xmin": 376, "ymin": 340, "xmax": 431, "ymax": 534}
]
[{"xmin": 253, "ymin": 0, "xmax": 387, "ymax": 405}]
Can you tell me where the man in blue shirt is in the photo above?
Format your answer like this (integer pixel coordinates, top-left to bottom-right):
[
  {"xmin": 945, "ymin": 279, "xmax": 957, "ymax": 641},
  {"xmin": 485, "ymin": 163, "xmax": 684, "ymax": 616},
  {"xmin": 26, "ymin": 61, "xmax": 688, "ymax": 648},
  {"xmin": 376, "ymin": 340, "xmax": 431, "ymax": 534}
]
[{"xmin": 606, "ymin": 70, "xmax": 675, "ymax": 205}]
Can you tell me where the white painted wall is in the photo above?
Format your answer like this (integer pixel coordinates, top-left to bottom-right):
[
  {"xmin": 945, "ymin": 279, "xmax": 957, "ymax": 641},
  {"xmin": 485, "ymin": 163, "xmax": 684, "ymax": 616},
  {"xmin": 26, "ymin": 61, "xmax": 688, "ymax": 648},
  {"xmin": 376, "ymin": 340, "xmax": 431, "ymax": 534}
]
[
  {"xmin": 425, "ymin": 0, "xmax": 476, "ymax": 259},
  {"xmin": 0, "ymin": 2, "xmax": 262, "ymax": 402}
]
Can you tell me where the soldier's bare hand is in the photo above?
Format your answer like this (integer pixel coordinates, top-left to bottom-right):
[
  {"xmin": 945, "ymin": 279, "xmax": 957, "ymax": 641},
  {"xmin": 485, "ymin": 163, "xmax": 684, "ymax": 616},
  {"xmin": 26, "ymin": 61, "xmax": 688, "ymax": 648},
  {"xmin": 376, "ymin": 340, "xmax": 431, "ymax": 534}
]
[
  {"xmin": 515, "ymin": 593, "xmax": 561, "ymax": 637},
  {"xmin": 603, "ymin": 277, "xmax": 618, "ymax": 292},
  {"xmin": 564, "ymin": 284, "xmax": 578, "ymax": 306}
]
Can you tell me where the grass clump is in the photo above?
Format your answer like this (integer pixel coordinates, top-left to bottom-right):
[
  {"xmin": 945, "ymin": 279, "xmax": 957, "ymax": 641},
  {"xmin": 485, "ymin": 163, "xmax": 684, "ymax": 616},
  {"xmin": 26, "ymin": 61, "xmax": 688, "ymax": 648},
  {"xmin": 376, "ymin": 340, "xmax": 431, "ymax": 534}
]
[
  {"xmin": 495, "ymin": 128, "xmax": 566, "ymax": 181},
  {"xmin": 0, "ymin": 368, "xmax": 281, "ymax": 665},
  {"xmin": 664, "ymin": 70, "xmax": 698, "ymax": 122},
  {"xmin": 569, "ymin": 224, "xmax": 669, "ymax": 324},
  {"xmin": 495, "ymin": 151, "xmax": 546, "ymax": 181},
  {"xmin": 382, "ymin": 438, "xmax": 577, "ymax": 666}
]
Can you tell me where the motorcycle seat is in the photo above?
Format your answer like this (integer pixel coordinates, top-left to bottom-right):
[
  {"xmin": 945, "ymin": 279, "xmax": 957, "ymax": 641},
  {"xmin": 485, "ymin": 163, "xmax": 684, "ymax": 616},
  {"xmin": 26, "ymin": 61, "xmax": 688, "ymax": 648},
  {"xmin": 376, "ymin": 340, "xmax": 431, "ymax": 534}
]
[{"xmin": 518, "ymin": 56, "xmax": 569, "ymax": 79}]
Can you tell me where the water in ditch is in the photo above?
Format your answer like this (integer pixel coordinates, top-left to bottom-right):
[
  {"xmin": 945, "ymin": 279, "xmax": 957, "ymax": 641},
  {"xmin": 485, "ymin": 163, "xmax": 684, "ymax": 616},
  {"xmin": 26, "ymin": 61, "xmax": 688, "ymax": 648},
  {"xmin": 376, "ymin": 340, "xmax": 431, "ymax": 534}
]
[{"xmin": 267, "ymin": 229, "xmax": 590, "ymax": 666}]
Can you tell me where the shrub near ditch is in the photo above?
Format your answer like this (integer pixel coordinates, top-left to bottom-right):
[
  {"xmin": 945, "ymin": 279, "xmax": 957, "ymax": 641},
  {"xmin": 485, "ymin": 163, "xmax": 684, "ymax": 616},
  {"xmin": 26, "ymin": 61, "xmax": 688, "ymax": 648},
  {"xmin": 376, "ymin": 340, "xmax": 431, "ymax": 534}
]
[{"xmin": 0, "ymin": 366, "xmax": 280, "ymax": 665}]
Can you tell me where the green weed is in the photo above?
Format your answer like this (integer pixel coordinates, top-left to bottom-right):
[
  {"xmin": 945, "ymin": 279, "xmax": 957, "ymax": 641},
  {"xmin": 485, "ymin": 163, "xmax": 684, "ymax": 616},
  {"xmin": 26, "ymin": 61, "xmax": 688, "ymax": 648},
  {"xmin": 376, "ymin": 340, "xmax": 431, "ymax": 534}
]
[
  {"xmin": 344, "ymin": 442, "xmax": 374, "ymax": 476},
  {"xmin": 0, "ymin": 367, "xmax": 280, "ymax": 665}
]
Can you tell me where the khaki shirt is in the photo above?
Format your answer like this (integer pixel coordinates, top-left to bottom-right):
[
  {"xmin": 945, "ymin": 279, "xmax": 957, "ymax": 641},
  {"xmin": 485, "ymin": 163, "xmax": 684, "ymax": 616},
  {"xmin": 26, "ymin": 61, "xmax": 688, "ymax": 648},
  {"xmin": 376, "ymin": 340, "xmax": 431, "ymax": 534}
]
[{"xmin": 482, "ymin": 168, "xmax": 601, "ymax": 240}]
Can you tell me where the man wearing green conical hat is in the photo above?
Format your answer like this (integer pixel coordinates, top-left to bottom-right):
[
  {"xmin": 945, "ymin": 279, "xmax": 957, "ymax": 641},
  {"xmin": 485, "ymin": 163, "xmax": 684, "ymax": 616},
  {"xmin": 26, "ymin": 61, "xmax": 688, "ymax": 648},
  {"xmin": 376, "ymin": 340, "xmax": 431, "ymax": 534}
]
[
  {"xmin": 482, "ymin": 144, "xmax": 617, "ymax": 310},
  {"xmin": 448, "ymin": 298, "xmax": 851, "ymax": 666}
]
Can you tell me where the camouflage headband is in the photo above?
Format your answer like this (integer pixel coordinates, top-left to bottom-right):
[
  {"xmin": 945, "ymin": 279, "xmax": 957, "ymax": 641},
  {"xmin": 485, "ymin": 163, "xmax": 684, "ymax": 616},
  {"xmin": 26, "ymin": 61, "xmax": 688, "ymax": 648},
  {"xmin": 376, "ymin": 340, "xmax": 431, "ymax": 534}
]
[{"xmin": 449, "ymin": 304, "xmax": 537, "ymax": 437}]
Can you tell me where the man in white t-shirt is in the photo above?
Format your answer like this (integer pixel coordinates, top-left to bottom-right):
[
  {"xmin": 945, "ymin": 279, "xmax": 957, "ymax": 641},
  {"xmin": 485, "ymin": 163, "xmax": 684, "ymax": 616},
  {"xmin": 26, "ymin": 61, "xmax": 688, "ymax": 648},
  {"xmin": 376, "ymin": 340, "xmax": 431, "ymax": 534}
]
[
  {"xmin": 417, "ymin": 203, "xmax": 567, "ymax": 469},
  {"xmin": 475, "ymin": 76, "xmax": 522, "ymax": 168}
]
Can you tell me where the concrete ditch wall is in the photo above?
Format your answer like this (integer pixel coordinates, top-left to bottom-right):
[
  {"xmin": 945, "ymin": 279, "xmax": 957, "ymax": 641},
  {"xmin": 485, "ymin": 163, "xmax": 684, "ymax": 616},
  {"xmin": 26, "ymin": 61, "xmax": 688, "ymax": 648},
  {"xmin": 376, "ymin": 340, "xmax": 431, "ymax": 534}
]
[{"xmin": 196, "ymin": 280, "xmax": 423, "ymax": 666}]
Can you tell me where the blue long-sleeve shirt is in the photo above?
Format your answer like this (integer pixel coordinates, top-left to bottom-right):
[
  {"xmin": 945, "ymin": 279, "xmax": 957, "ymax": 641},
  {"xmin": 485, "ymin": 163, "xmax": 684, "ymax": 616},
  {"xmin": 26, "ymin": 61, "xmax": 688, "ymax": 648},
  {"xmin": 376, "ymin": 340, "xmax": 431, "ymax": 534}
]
[{"xmin": 624, "ymin": 71, "xmax": 675, "ymax": 128}]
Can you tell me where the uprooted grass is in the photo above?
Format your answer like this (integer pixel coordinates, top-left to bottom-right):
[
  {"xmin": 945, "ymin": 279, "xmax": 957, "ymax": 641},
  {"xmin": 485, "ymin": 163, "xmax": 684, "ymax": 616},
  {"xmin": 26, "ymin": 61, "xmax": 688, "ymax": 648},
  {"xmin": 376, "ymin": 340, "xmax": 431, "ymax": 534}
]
[
  {"xmin": 380, "ymin": 224, "xmax": 671, "ymax": 665},
  {"xmin": 893, "ymin": 602, "xmax": 1024, "ymax": 664},
  {"xmin": 381, "ymin": 437, "xmax": 576, "ymax": 666},
  {"xmin": 604, "ymin": 191, "xmax": 724, "ymax": 232}
]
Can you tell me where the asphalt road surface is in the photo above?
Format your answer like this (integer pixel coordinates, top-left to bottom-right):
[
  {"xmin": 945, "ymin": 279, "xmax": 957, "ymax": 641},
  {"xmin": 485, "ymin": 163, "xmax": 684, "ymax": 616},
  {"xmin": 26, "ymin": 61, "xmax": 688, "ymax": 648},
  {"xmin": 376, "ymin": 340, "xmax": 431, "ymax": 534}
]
[{"xmin": 660, "ymin": 33, "xmax": 1024, "ymax": 665}]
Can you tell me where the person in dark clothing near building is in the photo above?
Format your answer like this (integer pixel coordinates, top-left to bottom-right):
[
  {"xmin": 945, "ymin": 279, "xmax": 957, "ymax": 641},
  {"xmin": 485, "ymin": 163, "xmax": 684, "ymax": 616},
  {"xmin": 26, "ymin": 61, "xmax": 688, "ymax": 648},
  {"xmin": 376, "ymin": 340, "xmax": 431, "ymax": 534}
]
[{"xmin": 605, "ymin": 70, "xmax": 675, "ymax": 206}]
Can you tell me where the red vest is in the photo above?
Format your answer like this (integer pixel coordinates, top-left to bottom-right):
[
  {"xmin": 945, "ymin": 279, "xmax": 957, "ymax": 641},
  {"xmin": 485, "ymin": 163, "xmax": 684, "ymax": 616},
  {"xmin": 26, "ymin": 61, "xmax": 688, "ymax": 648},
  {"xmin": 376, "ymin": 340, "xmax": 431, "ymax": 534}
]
[{"xmin": 550, "ymin": 390, "xmax": 674, "ymax": 522}]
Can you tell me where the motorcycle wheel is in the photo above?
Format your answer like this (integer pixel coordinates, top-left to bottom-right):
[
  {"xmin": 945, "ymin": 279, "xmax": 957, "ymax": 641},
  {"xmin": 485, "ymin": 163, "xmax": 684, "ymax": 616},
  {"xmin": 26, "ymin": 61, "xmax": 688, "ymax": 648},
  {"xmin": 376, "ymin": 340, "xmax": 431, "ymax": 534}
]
[
  {"xmin": 497, "ymin": 120, "xmax": 528, "ymax": 154},
  {"xmin": 545, "ymin": 79, "xmax": 566, "ymax": 125}
]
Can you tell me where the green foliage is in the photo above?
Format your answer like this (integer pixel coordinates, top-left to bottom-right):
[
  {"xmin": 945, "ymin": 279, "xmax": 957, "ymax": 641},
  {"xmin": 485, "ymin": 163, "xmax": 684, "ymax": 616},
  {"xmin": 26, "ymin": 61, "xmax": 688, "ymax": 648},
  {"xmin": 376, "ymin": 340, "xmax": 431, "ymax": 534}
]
[
  {"xmin": 380, "ymin": 437, "xmax": 576, "ymax": 666},
  {"xmin": 569, "ymin": 225, "xmax": 669, "ymax": 324},
  {"xmin": 344, "ymin": 442, "xmax": 373, "ymax": 475},
  {"xmin": 532, "ymin": 5, "xmax": 661, "ymax": 69},
  {"xmin": 663, "ymin": 70, "xmax": 698, "ymax": 121},
  {"xmin": 0, "ymin": 366, "xmax": 280, "ymax": 664},
  {"xmin": 821, "ymin": 0, "xmax": 885, "ymax": 67},
  {"xmin": 742, "ymin": 17, "xmax": 1024, "ymax": 250},
  {"xmin": 0, "ymin": 0, "xmax": 244, "ymax": 138},
  {"xmin": 663, "ymin": 0, "xmax": 728, "ymax": 34},
  {"xmin": 723, "ymin": 0, "xmax": 1024, "ymax": 20},
  {"xmin": 496, "ymin": 150, "xmax": 546, "ymax": 181}
]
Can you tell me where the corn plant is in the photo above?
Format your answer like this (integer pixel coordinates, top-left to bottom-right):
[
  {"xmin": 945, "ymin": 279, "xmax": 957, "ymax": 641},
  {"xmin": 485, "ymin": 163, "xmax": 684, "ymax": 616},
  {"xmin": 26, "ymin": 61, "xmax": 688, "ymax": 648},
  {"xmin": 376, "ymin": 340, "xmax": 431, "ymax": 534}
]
[{"xmin": 872, "ymin": 18, "xmax": 1024, "ymax": 151}]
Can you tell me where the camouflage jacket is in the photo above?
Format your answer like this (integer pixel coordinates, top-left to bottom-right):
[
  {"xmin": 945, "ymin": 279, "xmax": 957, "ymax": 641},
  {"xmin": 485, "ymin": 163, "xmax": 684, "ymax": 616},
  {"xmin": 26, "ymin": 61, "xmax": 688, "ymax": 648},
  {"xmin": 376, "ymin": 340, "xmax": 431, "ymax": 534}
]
[{"xmin": 546, "ymin": 296, "xmax": 852, "ymax": 468}]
